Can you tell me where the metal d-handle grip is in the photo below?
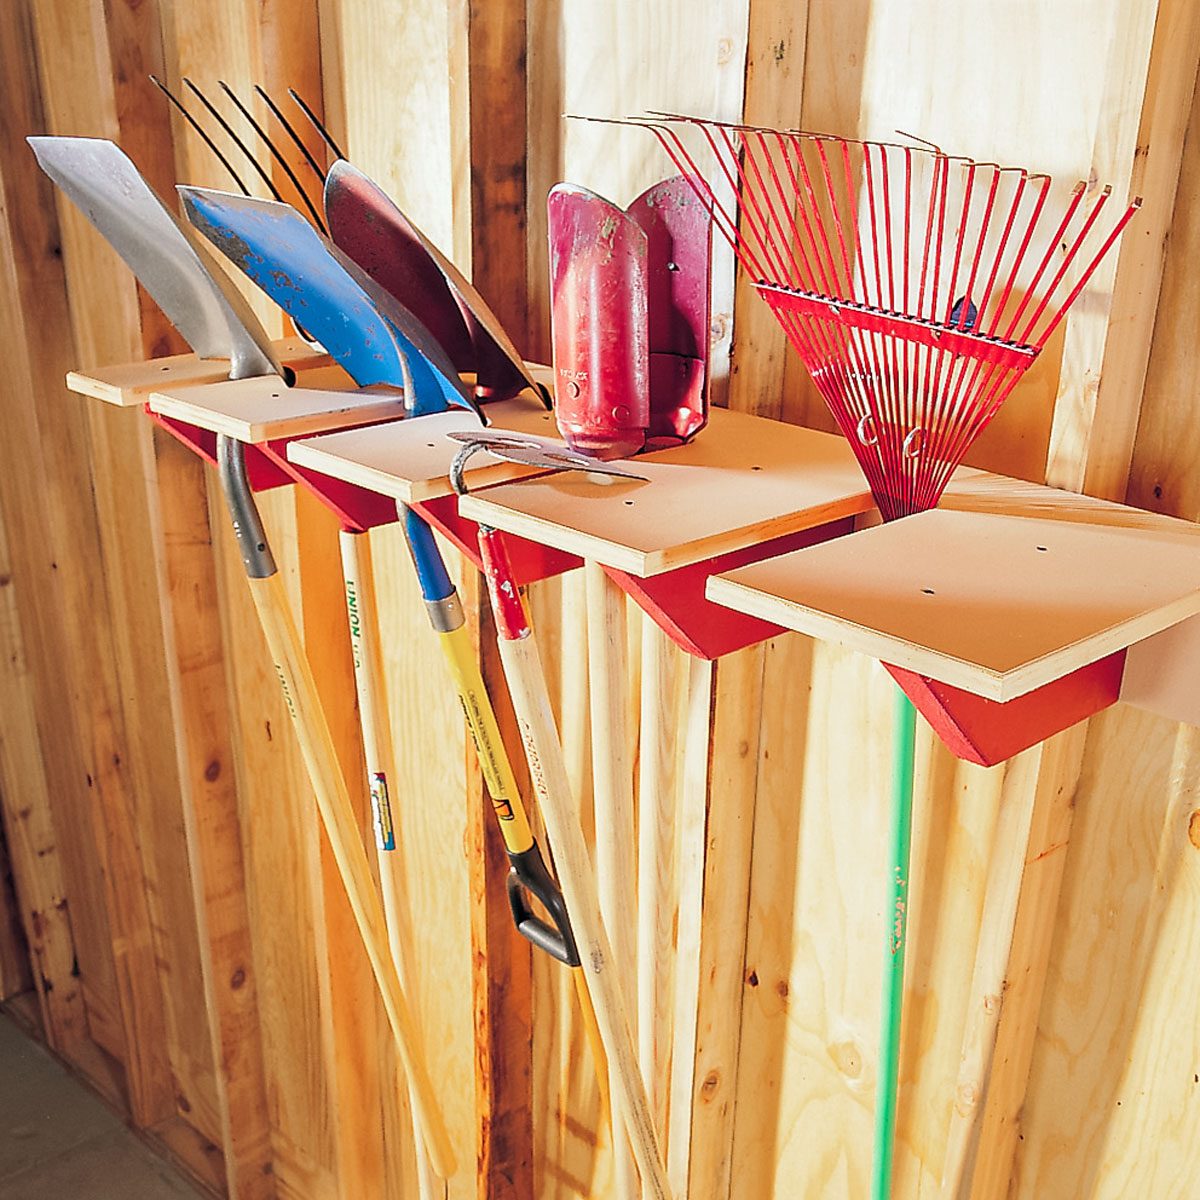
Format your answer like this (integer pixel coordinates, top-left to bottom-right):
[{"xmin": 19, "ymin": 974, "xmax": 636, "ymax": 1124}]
[{"xmin": 505, "ymin": 842, "xmax": 581, "ymax": 967}]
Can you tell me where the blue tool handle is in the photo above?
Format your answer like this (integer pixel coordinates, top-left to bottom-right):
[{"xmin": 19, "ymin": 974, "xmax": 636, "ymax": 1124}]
[{"xmin": 402, "ymin": 507, "xmax": 455, "ymax": 602}]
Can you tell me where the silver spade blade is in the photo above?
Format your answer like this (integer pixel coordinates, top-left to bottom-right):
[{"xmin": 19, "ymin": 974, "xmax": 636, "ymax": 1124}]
[{"xmin": 28, "ymin": 136, "xmax": 279, "ymax": 381}]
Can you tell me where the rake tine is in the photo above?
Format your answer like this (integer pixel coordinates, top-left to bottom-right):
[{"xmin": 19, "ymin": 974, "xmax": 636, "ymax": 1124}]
[
  {"xmin": 254, "ymin": 84, "xmax": 328, "ymax": 187},
  {"xmin": 150, "ymin": 75, "xmax": 252, "ymax": 197},
  {"xmin": 289, "ymin": 87, "xmax": 347, "ymax": 162},
  {"xmin": 218, "ymin": 80, "xmax": 327, "ymax": 233},
  {"xmin": 182, "ymin": 77, "xmax": 284, "ymax": 204}
]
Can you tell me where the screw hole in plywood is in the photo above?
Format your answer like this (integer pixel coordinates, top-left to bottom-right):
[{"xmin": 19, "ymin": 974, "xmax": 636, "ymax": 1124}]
[
  {"xmin": 922, "ymin": 588, "xmax": 935, "ymax": 595},
  {"xmin": 1037, "ymin": 545, "xmax": 1048, "ymax": 552}
]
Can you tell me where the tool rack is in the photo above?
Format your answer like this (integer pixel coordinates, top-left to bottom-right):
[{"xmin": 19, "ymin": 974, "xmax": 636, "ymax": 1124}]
[
  {"xmin": 287, "ymin": 379, "xmax": 1200, "ymax": 769},
  {"xmin": 64, "ymin": 348, "xmax": 1200, "ymax": 770}
]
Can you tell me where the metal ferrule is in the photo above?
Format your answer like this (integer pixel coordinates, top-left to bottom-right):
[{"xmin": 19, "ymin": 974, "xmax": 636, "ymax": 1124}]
[
  {"xmin": 216, "ymin": 434, "xmax": 277, "ymax": 578},
  {"xmin": 425, "ymin": 592, "xmax": 465, "ymax": 633}
]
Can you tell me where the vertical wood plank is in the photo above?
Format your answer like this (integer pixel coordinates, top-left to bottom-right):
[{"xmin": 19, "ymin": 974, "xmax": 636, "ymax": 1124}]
[
  {"xmin": 0, "ymin": 825, "xmax": 31, "ymax": 1003},
  {"xmin": 8, "ymin": 0, "xmax": 176, "ymax": 1126}
]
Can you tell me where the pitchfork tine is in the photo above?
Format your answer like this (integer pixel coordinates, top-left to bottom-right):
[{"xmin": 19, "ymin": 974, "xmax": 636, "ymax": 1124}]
[
  {"xmin": 150, "ymin": 75, "xmax": 252, "ymax": 198},
  {"xmin": 218, "ymin": 81, "xmax": 327, "ymax": 232},
  {"xmin": 254, "ymin": 84, "xmax": 328, "ymax": 187},
  {"xmin": 182, "ymin": 78, "xmax": 284, "ymax": 204},
  {"xmin": 289, "ymin": 88, "xmax": 347, "ymax": 162}
]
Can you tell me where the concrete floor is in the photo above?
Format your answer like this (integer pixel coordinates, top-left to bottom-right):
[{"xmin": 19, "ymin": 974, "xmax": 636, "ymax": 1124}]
[{"xmin": 0, "ymin": 1011, "xmax": 205, "ymax": 1199}]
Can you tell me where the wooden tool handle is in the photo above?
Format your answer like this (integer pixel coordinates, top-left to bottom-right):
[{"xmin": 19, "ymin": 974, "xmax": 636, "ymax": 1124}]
[
  {"xmin": 495, "ymin": 628, "xmax": 673, "ymax": 1200},
  {"xmin": 339, "ymin": 530, "xmax": 440, "ymax": 1200},
  {"xmin": 246, "ymin": 571, "xmax": 456, "ymax": 1180},
  {"xmin": 584, "ymin": 560, "xmax": 641, "ymax": 1196},
  {"xmin": 941, "ymin": 777, "xmax": 1038, "ymax": 1198}
]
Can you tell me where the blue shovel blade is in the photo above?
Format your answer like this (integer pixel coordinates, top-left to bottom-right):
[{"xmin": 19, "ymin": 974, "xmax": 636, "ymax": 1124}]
[{"xmin": 179, "ymin": 186, "xmax": 481, "ymax": 420}]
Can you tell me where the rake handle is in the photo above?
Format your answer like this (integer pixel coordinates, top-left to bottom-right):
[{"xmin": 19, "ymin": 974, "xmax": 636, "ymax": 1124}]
[
  {"xmin": 478, "ymin": 528, "xmax": 673, "ymax": 1200},
  {"xmin": 873, "ymin": 686, "xmax": 917, "ymax": 1200}
]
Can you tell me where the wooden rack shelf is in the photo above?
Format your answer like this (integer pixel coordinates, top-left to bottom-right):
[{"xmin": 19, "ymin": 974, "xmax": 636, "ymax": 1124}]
[
  {"xmin": 293, "ymin": 401, "xmax": 877, "ymax": 658},
  {"xmin": 146, "ymin": 369, "xmax": 398, "ymax": 442},
  {"xmin": 288, "ymin": 394, "xmax": 558, "ymax": 504},
  {"xmin": 706, "ymin": 471, "xmax": 1200, "ymax": 702},
  {"xmin": 70, "ymin": 350, "xmax": 1200, "ymax": 756},
  {"xmin": 66, "ymin": 336, "xmax": 332, "ymax": 406}
]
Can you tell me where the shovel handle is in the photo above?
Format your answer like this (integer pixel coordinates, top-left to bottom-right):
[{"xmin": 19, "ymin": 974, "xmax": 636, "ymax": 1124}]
[
  {"xmin": 476, "ymin": 524, "xmax": 674, "ymax": 1200},
  {"xmin": 506, "ymin": 842, "xmax": 580, "ymax": 966}
]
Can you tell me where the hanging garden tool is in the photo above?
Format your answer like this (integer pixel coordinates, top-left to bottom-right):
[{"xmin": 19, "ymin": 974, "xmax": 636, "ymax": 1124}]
[
  {"xmin": 174, "ymin": 169, "xmax": 618, "ymax": 1122},
  {"xmin": 324, "ymin": 159, "xmax": 550, "ymax": 406},
  {"xmin": 632, "ymin": 112, "xmax": 1139, "ymax": 1198},
  {"xmin": 27, "ymin": 134, "xmax": 456, "ymax": 1181},
  {"xmin": 547, "ymin": 176, "xmax": 711, "ymax": 459},
  {"xmin": 547, "ymin": 172, "xmax": 715, "ymax": 1188},
  {"xmin": 449, "ymin": 436, "xmax": 674, "ymax": 1200}
]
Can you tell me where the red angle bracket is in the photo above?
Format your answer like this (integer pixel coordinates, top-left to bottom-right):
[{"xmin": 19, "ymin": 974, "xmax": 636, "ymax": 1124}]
[
  {"xmin": 604, "ymin": 519, "xmax": 857, "ymax": 660},
  {"xmin": 884, "ymin": 654, "xmax": 1126, "ymax": 767}
]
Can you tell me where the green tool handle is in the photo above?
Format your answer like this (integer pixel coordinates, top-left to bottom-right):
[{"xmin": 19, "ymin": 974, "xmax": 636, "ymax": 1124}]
[{"xmin": 872, "ymin": 686, "xmax": 917, "ymax": 1200}]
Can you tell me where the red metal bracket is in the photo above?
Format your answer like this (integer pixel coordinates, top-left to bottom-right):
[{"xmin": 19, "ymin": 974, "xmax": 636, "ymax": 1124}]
[
  {"xmin": 150, "ymin": 412, "xmax": 292, "ymax": 492},
  {"xmin": 411, "ymin": 494, "xmax": 582, "ymax": 586},
  {"xmin": 605, "ymin": 519, "xmax": 856, "ymax": 660},
  {"xmin": 884, "ymin": 652, "xmax": 1126, "ymax": 767},
  {"xmin": 149, "ymin": 408, "xmax": 402, "ymax": 532}
]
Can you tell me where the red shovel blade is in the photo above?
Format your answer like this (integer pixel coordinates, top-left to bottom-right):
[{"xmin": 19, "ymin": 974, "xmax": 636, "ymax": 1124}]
[
  {"xmin": 548, "ymin": 184, "xmax": 650, "ymax": 460},
  {"xmin": 627, "ymin": 176, "xmax": 711, "ymax": 447},
  {"xmin": 324, "ymin": 161, "xmax": 475, "ymax": 374},
  {"xmin": 325, "ymin": 160, "xmax": 540, "ymax": 404}
]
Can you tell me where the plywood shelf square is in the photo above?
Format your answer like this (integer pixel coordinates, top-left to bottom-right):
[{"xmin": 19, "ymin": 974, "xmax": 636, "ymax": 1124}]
[
  {"xmin": 145, "ymin": 367, "xmax": 407, "ymax": 443},
  {"xmin": 286, "ymin": 393, "xmax": 559, "ymax": 504},
  {"xmin": 454, "ymin": 409, "xmax": 875, "ymax": 576},
  {"xmin": 707, "ymin": 474, "xmax": 1200, "ymax": 701},
  {"xmin": 65, "ymin": 337, "xmax": 332, "ymax": 407}
]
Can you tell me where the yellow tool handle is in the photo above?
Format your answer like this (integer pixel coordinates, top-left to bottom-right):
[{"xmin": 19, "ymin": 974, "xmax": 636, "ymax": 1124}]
[{"xmin": 437, "ymin": 621, "xmax": 535, "ymax": 855}]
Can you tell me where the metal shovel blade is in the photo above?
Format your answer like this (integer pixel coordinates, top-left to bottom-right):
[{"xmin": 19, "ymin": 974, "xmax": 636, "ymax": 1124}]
[
  {"xmin": 323, "ymin": 161, "xmax": 475, "ymax": 374},
  {"xmin": 627, "ymin": 176, "xmax": 711, "ymax": 447},
  {"xmin": 28, "ymin": 136, "xmax": 279, "ymax": 381},
  {"xmin": 326, "ymin": 160, "xmax": 544, "ymax": 406},
  {"xmin": 180, "ymin": 186, "xmax": 482, "ymax": 421},
  {"xmin": 548, "ymin": 183, "xmax": 650, "ymax": 460}
]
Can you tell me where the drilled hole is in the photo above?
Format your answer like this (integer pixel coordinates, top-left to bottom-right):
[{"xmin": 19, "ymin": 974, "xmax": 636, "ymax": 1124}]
[
  {"xmin": 427, "ymin": 442, "xmax": 436, "ymax": 448},
  {"xmin": 1036, "ymin": 545, "xmax": 1048, "ymax": 552},
  {"xmin": 922, "ymin": 588, "xmax": 935, "ymax": 595},
  {"xmin": 160, "ymin": 365, "xmax": 170, "ymax": 371},
  {"xmin": 624, "ymin": 500, "xmax": 634, "ymax": 506},
  {"xmin": 751, "ymin": 465, "xmax": 763, "ymax": 471}
]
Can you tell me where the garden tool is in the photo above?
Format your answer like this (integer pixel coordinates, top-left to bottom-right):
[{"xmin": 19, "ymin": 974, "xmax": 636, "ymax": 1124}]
[
  {"xmin": 178, "ymin": 178, "xmax": 618, "ymax": 1120},
  {"xmin": 635, "ymin": 112, "xmax": 1138, "ymax": 1198},
  {"xmin": 324, "ymin": 159, "xmax": 549, "ymax": 406},
  {"xmin": 546, "ymin": 172, "xmax": 713, "ymax": 1192},
  {"xmin": 27, "ymin": 134, "xmax": 455, "ymax": 1181},
  {"xmin": 450, "ymin": 437, "xmax": 673, "ymax": 1200},
  {"xmin": 546, "ymin": 175, "xmax": 711, "ymax": 460}
]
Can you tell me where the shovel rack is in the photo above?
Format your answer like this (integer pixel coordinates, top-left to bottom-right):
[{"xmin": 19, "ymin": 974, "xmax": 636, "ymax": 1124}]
[{"xmin": 67, "ymin": 351, "xmax": 1200, "ymax": 767}]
